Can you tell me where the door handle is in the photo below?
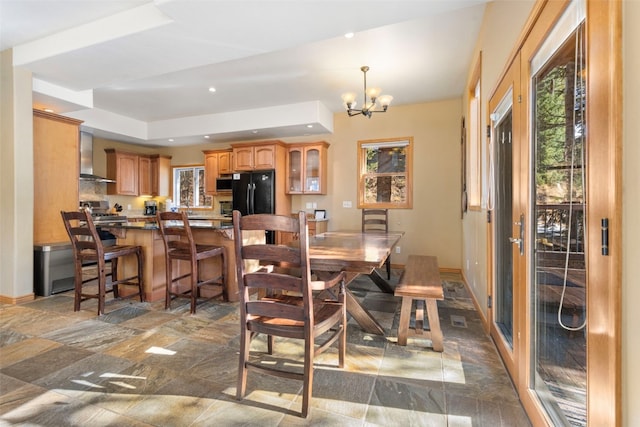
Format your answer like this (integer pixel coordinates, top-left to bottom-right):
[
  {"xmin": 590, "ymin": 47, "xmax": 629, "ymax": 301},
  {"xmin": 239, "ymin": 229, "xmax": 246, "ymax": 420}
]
[{"xmin": 510, "ymin": 214, "xmax": 525, "ymax": 256}]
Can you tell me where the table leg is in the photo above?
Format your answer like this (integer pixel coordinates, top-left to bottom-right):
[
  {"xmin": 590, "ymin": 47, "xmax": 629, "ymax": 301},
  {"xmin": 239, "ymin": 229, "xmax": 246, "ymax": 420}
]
[
  {"xmin": 397, "ymin": 297, "xmax": 412, "ymax": 346},
  {"xmin": 367, "ymin": 268, "xmax": 394, "ymax": 293},
  {"xmin": 315, "ymin": 270, "xmax": 386, "ymax": 335},
  {"xmin": 345, "ymin": 289, "xmax": 385, "ymax": 335}
]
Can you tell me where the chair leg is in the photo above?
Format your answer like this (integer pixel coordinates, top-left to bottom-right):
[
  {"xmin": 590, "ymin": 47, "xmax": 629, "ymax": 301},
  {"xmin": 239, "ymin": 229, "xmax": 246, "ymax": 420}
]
[
  {"xmin": 137, "ymin": 248, "xmax": 144, "ymax": 302},
  {"xmin": 73, "ymin": 259, "xmax": 82, "ymax": 312},
  {"xmin": 220, "ymin": 250, "xmax": 227, "ymax": 300},
  {"xmin": 165, "ymin": 258, "xmax": 172, "ymax": 310},
  {"xmin": 98, "ymin": 260, "xmax": 108, "ymax": 316},
  {"xmin": 301, "ymin": 337, "xmax": 314, "ymax": 418},
  {"xmin": 267, "ymin": 335, "xmax": 274, "ymax": 355},
  {"xmin": 190, "ymin": 259, "xmax": 198, "ymax": 314},
  {"xmin": 111, "ymin": 258, "xmax": 119, "ymax": 299},
  {"xmin": 339, "ymin": 311, "xmax": 346, "ymax": 369},
  {"xmin": 236, "ymin": 328, "xmax": 251, "ymax": 400}
]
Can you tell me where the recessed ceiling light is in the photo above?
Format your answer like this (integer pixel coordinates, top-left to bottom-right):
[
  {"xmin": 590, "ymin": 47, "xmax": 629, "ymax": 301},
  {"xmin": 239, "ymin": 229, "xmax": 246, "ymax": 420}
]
[
  {"xmin": 344, "ymin": 32, "xmax": 355, "ymax": 39},
  {"xmin": 204, "ymin": 135, "xmax": 210, "ymax": 139},
  {"xmin": 168, "ymin": 139, "xmax": 174, "ymax": 142},
  {"xmin": 306, "ymin": 124, "xmax": 313, "ymax": 128},
  {"xmin": 252, "ymin": 130, "xmax": 258, "ymax": 134},
  {"xmin": 208, "ymin": 87, "xmax": 216, "ymax": 93},
  {"xmin": 44, "ymin": 108, "xmax": 54, "ymax": 113}
]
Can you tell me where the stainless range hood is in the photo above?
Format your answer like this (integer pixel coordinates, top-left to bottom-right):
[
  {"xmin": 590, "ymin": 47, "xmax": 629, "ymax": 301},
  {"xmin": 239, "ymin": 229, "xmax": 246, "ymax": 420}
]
[{"xmin": 80, "ymin": 131, "xmax": 115, "ymax": 183}]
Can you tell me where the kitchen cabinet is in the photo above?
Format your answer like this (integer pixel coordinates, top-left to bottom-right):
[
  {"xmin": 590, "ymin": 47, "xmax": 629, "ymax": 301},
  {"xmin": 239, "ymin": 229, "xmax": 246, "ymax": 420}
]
[
  {"xmin": 286, "ymin": 141, "xmax": 329, "ymax": 194},
  {"xmin": 105, "ymin": 150, "xmax": 170, "ymax": 197},
  {"xmin": 105, "ymin": 149, "xmax": 139, "ymax": 196},
  {"xmin": 33, "ymin": 110, "xmax": 82, "ymax": 244},
  {"xmin": 231, "ymin": 141, "xmax": 286, "ymax": 171},
  {"xmin": 218, "ymin": 151, "xmax": 232, "ymax": 174},
  {"xmin": 138, "ymin": 155, "xmax": 152, "ymax": 196},
  {"xmin": 151, "ymin": 154, "xmax": 172, "ymax": 197},
  {"xmin": 203, "ymin": 149, "xmax": 231, "ymax": 195}
]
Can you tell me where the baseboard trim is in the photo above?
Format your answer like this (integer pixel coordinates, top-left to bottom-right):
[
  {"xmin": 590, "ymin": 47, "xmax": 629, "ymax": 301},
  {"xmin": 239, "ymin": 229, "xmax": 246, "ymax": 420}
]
[
  {"xmin": 0, "ymin": 293, "xmax": 35, "ymax": 305},
  {"xmin": 460, "ymin": 270, "xmax": 490, "ymax": 334}
]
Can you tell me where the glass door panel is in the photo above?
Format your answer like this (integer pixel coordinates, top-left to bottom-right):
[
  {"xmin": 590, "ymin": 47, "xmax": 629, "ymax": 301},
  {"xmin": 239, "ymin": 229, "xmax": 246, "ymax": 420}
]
[
  {"xmin": 531, "ymin": 11, "xmax": 586, "ymax": 426},
  {"xmin": 493, "ymin": 107, "xmax": 514, "ymax": 348},
  {"xmin": 305, "ymin": 148, "xmax": 320, "ymax": 192}
]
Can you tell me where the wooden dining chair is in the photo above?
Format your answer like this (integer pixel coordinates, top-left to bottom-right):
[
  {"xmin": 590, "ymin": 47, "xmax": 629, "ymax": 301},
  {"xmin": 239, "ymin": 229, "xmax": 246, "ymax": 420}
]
[
  {"xmin": 232, "ymin": 210, "xmax": 347, "ymax": 418},
  {"xmin": 60, "ymin": 210, "xmax": 144, "ymax": 315},
  {"xmin": 156, "ymin": 211, "xmax": 226, "ymax": 313},
  {"xmin": 362, "ymin": 208, "xmax": 392, "ymax": 279}
]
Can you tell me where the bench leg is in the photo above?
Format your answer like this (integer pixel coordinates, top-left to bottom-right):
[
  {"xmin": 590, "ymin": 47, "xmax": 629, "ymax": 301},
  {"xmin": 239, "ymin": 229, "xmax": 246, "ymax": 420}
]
[
  {"xmin": 397, "ymin": 297, "xmax": 412, "ymax": 346},
  {"xmin": 426, "ymin": 299, "xmax": 443, "ymax": 352}
]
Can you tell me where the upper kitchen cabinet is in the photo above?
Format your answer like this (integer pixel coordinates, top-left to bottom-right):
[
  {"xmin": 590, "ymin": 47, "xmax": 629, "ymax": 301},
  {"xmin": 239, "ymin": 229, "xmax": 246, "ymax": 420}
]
[
  {"xmin": 105, "ymin": 149, "xmax": 139, "ymax": 196},
  {"xmin": 33, "ymin": 110, "xmax": 82, "ymax": 244},
  {"xmin": 231, "ymin": 141, "xmax": 286, "ymax": 171},
  {"xmin": 138, "ymin": 155, "xmax": 152, "ymax": 196},
  {"xmin": 203, "ymin": 149, "xmax": 232, "ymax": 195},
  {"xmin": 218, "ymin": 150, "xmax": 232, "ymax": 174},
  {"xmin": 150, "ymin": 154, "xmax": 171, "ymax": 197},
  {"xmin": 286, "ymin": 142, "xmax": 329, "ymax": 194}
]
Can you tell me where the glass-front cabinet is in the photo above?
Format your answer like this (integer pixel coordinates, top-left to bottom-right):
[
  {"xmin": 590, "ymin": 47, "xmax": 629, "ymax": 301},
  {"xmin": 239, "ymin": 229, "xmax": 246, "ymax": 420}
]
[{"xmin": 286, "ymin": 142, "xmax": 329, "ymax": 194}]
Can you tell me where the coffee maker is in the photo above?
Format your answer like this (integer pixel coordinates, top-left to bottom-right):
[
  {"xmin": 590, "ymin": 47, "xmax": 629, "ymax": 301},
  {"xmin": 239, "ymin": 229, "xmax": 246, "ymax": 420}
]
[{"xmin": 144, "ymin": 200, "xmax": 157, "ymax": 216}]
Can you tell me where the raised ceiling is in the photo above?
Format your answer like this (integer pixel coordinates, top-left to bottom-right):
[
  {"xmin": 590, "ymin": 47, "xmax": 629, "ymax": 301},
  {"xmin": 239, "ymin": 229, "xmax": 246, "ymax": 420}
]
[{"xmin": 1, "ymin": 0, "xmax": 488, "ymax": 146}]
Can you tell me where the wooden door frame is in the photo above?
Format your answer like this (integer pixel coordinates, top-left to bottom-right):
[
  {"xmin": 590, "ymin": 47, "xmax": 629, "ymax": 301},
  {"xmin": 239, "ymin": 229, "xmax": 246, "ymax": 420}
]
[
  {"xmin": 487, "ymin": 55, "xmax": 522, "ymax": 383},
  {"xmin": 486, "ymin": 1, "xmax": 622, "ymax": 425}
]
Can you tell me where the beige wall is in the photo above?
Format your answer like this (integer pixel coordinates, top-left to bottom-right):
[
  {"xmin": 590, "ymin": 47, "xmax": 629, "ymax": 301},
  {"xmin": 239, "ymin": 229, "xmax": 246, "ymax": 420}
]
[
  {"xmin": 623, "ymin": 1, "xmax": 640, "ymax": 425},
  {"xmin": 317, "ymin": 99, "xmax": 463, "ymax": 269},
  {"xmin": 461, "ymin": 0, "xmax": 536, "ymax": 319},
  {"xmin": 94, "ymin": 99, "xmax": 464, "ymax": 270}
]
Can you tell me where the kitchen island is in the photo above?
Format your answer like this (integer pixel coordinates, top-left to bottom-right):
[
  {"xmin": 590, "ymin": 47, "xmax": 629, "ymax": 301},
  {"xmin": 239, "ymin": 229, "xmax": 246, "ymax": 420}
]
[{"xmin": 103, "ymin": 220, "xmax": 263, "ymax": 303}]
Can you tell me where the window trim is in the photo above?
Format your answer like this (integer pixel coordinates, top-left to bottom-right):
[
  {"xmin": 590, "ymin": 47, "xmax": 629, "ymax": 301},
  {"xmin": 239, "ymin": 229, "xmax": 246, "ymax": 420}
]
[
  {"xmin": 467, "ymin": 52, "xmax": 482, "ymax": 210},
  {"xmin": 357, "ymin": 136, "xmax": 413, "ymax": 209},
  {"xmin": 172, "ymin": 165, "xmax": 212, "ymax": 209}
]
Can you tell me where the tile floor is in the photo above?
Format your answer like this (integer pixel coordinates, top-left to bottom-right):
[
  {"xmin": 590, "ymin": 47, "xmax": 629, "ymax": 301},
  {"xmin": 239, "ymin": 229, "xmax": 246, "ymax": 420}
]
[{"xmin": 0, "ymin": 271, "xmax": 531, "ymax": 426}]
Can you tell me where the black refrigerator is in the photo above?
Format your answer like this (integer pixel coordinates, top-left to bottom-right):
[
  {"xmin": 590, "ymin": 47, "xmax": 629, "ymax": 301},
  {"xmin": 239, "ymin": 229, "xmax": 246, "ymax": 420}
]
[{"xmin": 232, "ymin": 170, "xmax": 276, "ymax": 243}]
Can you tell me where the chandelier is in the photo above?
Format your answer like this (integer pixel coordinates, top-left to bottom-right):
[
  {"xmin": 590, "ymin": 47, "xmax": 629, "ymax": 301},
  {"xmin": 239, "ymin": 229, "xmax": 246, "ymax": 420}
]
[{"xmin": 341, "ymin": 66, "xmax": 393, "ymax": 118}]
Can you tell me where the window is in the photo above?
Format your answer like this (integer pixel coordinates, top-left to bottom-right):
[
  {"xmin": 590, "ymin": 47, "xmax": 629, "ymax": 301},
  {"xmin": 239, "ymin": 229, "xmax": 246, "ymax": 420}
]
[
  {"xmin": 172, "ymin": 166, "xmax": 212, "ymax": 208},
  {"xmin": 357, "ymin": 137, "xmax": 413, "ymax": 209}
]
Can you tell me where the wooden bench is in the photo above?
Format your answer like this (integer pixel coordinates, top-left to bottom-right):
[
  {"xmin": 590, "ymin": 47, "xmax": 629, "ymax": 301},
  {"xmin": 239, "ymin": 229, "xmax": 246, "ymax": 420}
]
[{"xmin": 395, "ymin": 255, "xmax": 444, "ymax": 351}]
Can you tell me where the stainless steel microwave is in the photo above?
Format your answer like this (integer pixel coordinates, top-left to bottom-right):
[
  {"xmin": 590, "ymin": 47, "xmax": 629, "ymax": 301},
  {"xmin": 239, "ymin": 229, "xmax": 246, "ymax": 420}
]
[{"xmin": 216, "ymin": 177, "xmax": 233, "ymax": 192}]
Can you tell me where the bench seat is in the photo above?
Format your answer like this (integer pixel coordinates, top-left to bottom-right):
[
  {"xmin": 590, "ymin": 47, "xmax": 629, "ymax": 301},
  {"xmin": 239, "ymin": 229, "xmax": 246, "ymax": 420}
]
[{"xmin": 395, "ymin": 255, "xmax": 444, "ymax": 351}]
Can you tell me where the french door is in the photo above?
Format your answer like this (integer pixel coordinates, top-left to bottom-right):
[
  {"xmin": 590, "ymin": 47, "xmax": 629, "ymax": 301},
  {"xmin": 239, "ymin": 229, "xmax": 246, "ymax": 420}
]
[
  {"xmin": 488, "ymin": 57, "xmax": 523, "ymax": 383},
  {"xmin": 488, "ymin": 0, "xmax": 621, "ymax": 425}
]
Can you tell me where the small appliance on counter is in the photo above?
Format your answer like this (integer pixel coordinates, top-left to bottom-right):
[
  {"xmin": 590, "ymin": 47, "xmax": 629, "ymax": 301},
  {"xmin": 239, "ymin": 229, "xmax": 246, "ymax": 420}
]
[
  {"xmin": 219, "ymin": 200, "xmax": 232, "ymax": 217},
  {"xmin": 144, "ymin": 200, "xmax": 157, "ymax": 216}
]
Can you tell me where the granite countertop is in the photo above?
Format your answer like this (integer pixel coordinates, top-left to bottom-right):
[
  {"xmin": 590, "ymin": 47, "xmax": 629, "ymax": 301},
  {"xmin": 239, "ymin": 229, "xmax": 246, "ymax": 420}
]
[{"xmin": 104, "ymin": 219, "xmax": 233, "ymax": 230}]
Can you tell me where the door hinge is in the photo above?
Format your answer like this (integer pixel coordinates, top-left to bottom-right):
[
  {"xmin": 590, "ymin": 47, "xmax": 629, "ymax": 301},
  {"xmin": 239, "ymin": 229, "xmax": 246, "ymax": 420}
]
[
  {"xmin": 487, "ymin": 295, "xmax": 492, "ymax": 309},
  {"xmin": 486, "ymin": 125, "xmax": 491, "ymax": 138},
  {"xmin": 518, "ymin": 95, "xmax": 522, "ymax": 103},
  {"xmin": 487, "ymin": 210, "xmax": 492, "ymax": 223}
]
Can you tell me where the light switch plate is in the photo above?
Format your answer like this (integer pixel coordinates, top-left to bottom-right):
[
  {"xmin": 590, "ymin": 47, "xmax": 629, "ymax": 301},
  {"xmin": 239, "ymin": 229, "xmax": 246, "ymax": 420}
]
[{"xmin": 342, "ymin": 201, "xmax": 352, "ymax": 208}]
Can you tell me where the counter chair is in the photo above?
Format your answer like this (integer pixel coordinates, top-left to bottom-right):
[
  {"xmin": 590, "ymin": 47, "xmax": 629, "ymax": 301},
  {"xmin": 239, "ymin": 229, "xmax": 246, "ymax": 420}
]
[
  {"xmin": 156, "ymin": 211, "xmax": 226, "ymax": 314},
  {"xmin": 60, "ymin": 210, "xmax": 144, "ymax": 315},
  {"xmin": 362, "ymin": 208, "xmax": 392, "ymax": 279},
  {"xmin": 232, "ymin": 210, "xmax": 346, "ymax": 418}
]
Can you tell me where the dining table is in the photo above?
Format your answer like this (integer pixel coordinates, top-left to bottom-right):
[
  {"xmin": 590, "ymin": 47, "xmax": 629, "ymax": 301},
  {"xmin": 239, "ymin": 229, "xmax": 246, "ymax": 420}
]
[{"xmin": 306, "ymin": 231, "xmax": 404, "ymax": 335}]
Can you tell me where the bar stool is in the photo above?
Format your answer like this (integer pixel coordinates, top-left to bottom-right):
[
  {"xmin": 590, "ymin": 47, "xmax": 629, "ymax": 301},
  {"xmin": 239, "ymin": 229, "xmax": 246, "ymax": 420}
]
[
  {"xmin": 156, "ymin": 211, "xmax": 227, "ymax": 313},
  {"xmin": 60, "ymin": 210, "xmax": 144, "ymax": 315}
]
